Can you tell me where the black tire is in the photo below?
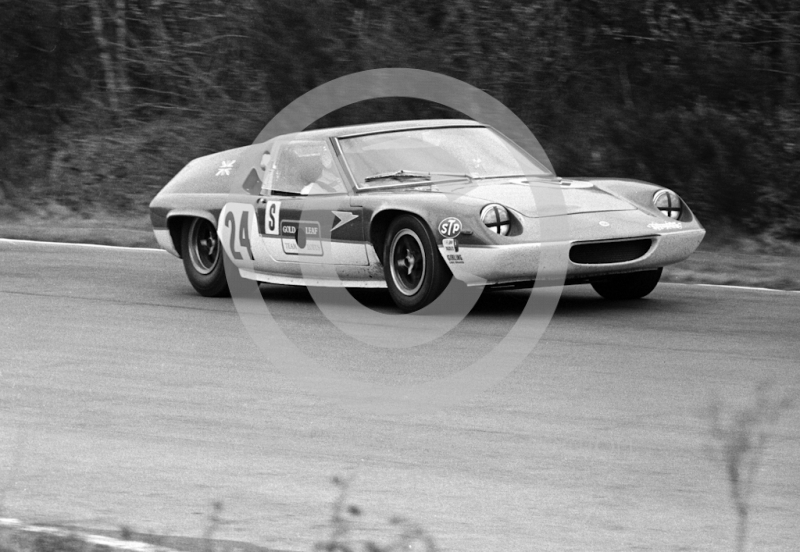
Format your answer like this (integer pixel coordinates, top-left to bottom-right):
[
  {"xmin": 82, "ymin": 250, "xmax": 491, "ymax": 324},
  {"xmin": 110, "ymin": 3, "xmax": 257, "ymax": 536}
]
[
  {"xmin": 180, "ymin": 218, "xmax": 230, "ymax": 297},
  {"xmin": 383, "ymin": 214, "xmax": 451, "ymax": 312},
  {"xmin": 590, "ymin": 268, "xmax": 663, "ymax": 300}
]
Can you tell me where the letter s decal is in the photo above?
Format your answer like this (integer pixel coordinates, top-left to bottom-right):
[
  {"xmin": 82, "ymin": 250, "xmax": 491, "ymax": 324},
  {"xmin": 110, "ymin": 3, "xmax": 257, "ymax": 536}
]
[{"xmin": 265, "ymin": 200, "xmax": 281, "ymax": 235}]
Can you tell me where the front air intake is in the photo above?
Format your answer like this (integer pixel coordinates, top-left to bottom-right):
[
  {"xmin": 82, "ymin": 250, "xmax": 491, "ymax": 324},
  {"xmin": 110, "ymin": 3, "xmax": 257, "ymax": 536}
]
[{"xmin": 569, "ymin": 238, "xmax": 652, "ymax": 264}]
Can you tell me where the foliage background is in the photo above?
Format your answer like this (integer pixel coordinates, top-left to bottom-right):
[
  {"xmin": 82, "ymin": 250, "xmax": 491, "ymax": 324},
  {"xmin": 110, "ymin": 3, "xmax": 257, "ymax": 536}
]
[{"xmin": 1, "ymin": 0, "xmax": 798, "ymax": 237}]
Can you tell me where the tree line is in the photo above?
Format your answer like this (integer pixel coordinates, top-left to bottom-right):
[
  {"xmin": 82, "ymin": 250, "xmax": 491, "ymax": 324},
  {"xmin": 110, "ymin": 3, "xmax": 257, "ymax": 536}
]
[{"xmin": 1, "ymin": 0, "xmax": 798, "ymax": 237}]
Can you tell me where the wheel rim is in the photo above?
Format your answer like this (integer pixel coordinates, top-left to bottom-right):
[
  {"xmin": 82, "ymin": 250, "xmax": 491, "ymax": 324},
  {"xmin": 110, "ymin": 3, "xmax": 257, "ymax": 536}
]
[
  {"xmin": 188, "ymin": 218, "xmax": 219, "ymax": 275},
  {"xmin": 389, "ymin": 229, "xmax": 426, "ymax": 296}
]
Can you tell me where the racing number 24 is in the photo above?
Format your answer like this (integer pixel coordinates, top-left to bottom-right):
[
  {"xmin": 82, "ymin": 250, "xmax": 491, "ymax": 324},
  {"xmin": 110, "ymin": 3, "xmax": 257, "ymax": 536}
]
[{"xmin": 224, "ymin": 210, "xmax": 255, "ymax": 261}]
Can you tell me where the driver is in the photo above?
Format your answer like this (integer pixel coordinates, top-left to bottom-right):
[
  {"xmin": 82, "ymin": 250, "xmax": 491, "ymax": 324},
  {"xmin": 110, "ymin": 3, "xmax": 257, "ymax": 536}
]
[
  {"xmin": 267, "ymin": 140, "xmax": 347, "ymax": 195},
  {"xmin": 300, "ymin": 146, "xmax": 346, "ymax": 195}
]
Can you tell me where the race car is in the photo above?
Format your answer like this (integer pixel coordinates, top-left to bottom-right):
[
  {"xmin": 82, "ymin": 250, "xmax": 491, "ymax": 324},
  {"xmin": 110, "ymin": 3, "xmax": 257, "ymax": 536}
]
[{"xmin": 149, "ymin": 119, "xmax": 705, "ymax": 311}]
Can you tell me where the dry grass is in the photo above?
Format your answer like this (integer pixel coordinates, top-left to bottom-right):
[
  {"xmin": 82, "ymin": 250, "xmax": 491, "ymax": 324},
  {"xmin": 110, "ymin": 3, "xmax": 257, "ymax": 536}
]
[
  {"xmin": 0, "ymin": 203, "xmax": 156, "ymax": 248},
  {"xmin": 662, "ymin": 228, "xmax": 800, "ymax": 291}
]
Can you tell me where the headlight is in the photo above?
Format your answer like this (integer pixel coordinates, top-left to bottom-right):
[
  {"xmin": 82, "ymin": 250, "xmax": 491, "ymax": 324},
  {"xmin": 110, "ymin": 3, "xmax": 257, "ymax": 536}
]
[
  {"xmin": 481, "ymin": 204, "xmax": 511, "ymax": 235},
  {"xmin": 653, "ymin": 190, "xmax": 682, "ymax": 219}
]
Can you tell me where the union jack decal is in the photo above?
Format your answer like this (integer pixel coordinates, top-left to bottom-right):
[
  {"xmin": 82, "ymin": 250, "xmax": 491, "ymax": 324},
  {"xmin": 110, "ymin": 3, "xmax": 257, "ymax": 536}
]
[{"xmin": 215, "ymin": 160, "xmax": 236, "ymax": 176}]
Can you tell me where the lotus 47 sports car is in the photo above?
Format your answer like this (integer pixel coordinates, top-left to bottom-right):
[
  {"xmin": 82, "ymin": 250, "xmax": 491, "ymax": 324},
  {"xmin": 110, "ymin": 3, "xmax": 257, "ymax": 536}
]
[{"xmin": 149, "ymin": 119, "xmax": 705, "ymax": 311}]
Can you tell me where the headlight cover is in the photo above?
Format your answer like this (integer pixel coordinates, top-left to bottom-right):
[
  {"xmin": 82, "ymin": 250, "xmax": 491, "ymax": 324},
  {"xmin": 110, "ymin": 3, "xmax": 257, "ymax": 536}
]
[
  {"xmin": 653, "ymin": 190, "xmax": 683, "ymax": 219},
  {"xmin": 481, "ymin": 204, "xmax": 511, "ymax": 235}
]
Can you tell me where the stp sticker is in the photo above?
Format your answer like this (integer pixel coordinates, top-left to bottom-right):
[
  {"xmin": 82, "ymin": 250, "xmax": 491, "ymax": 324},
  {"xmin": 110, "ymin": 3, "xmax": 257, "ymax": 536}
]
[
  {"xmin": 438, "ymin": 217, "xmax": 462, "ymax": 238},
  {"xmin": 281, "ymin": 220, "xmax": 323, "ymax": 256},
  {"xmin": 446, "ymin": 253, "xmax": 464, "ymax": 264}
]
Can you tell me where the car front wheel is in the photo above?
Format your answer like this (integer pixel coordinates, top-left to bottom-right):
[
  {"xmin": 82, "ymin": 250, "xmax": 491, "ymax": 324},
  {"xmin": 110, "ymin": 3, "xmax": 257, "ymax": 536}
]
[
  {"xmin": 383, "ymin": 215, "xmax": 450, "ymax": 312},
  {"xmin": 590, "ymin": 268, "xmax": 662, "ymax": 300},
  {"xmin": 181, "ymin": 218, "xmax": 230, "ymax": 297}
]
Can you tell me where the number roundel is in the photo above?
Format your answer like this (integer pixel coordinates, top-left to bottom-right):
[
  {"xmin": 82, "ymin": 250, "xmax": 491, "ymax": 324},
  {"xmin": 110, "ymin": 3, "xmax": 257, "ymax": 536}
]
[
  {"xmin": 225, "ymin": 211, "xmax": 243, "ymax": 260},
  {"xmin": 222, "ymin": 206, "xmax": 255, "ymax": 261},
  {"xmin": 438, "ymin": 217, "xmax": 462, "ymax": 238}
]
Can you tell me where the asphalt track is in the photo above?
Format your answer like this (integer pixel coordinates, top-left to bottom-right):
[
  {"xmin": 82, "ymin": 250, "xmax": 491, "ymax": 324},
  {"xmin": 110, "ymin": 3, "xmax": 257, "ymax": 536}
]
[{"xmin": 1, "ymin": 240, "xmax": 798, "ymax": 551}]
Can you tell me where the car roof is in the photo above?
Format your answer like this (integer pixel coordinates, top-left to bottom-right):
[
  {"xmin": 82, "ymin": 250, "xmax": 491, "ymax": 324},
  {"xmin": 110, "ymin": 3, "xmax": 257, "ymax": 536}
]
[{"xmin": 262, "ymin": 118, "xmax": 484, "ymax": 148}]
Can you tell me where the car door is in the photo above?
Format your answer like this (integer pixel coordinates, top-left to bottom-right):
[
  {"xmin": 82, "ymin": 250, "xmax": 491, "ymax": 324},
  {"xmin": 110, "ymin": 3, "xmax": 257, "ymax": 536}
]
[
  {"xmin": 255, "ymin": 194, "xmax": 367, "ymax": 271},
  {"xmin": 251, "ymin": 137, "xmax": 368, "ymax": 280},
  {"xmin": 220, "ymin": 137, "xmax": 369, "ymax": 281}
]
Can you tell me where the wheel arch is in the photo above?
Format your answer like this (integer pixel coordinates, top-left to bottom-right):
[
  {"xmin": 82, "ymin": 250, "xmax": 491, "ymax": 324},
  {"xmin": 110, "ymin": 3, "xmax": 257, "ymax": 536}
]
[
  {"xmin": 376, "ymin": 210, "xmax": 453, "ymax": 312},
  {"xmin": 369, "ymin": 208, "xmax": 432, "ymax": 263},
  {"xmin": 166, "ymin": 211, "xmax": 218, "ymax": 259}
]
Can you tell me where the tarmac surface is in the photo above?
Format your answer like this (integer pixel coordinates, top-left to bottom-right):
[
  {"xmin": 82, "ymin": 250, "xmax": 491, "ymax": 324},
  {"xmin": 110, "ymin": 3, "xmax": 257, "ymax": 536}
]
[{"xmin": 1, "ymin": 240, "xmax": 798, "ymax": 551}]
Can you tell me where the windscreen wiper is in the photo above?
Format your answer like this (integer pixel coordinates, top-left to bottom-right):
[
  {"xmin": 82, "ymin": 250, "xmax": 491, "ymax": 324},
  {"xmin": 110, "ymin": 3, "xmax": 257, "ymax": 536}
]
[
  {"xmin": 364, "ymin": 170, "xmax": 432, "ymax": 183},
  {"xmin": 364, "ymin": 170, "xmax": 475, "ymax": 183}
]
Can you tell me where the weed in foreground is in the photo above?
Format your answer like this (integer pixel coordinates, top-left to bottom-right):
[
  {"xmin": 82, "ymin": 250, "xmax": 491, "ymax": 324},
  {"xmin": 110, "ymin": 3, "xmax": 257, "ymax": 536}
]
[
  {"xmin": 315, "ymin": 475, "xmax": 437, "ymax": 552},
  {"xmin": 202, "ymin": 501, "xmax": 225, "ymax": 552},
  {"xmin": 118, "ymin": 525, "xmax": 133, "ymax": 541},
  {"xmin": 706, "ymin": 380, "xmax": 796, "ymax": 552}
]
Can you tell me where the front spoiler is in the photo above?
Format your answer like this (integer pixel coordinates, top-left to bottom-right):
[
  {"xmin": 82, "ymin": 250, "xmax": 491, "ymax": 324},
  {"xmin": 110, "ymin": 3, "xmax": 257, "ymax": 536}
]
[{"xmin": 439, "ymin": 228, "xmax": 706, "ymax": 286}]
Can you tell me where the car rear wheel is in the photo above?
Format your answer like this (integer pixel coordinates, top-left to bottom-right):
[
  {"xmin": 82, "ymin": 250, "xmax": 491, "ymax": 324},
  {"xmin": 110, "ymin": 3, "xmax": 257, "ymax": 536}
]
[
  {"xmin": 383, "ymin": 215, "xmax": 450, "ymax": 312},
  {"xmin": 181, "ymin": 218, "xmax": 230, "ymax": 297},
  {"xmin": 591, "ymin": 268, "xmax": 662, "ymax": 300}
]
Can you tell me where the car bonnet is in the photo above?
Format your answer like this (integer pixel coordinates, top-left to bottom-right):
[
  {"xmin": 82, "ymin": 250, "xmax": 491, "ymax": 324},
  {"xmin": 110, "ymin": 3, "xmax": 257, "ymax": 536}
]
[{"xmin": 435, "ymin": 180, "xmax": 637, "ymax": 218}]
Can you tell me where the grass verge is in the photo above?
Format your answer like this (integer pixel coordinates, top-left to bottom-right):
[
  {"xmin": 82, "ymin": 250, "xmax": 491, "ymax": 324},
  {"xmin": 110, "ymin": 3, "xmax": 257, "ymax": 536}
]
[
  {"xmin": 661, "ymin": 230, "xmax": 800, "ymax": 291},
  {"xmin": 0, "ymin": 204, "xmax": 157, "ymax": 249}
]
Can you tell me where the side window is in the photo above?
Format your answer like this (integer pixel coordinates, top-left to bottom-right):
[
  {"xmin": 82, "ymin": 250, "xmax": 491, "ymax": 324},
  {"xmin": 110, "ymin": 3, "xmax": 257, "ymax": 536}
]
[{"xmin": 262, "ymin": 139, "xmax": 346, "ymax": 196}]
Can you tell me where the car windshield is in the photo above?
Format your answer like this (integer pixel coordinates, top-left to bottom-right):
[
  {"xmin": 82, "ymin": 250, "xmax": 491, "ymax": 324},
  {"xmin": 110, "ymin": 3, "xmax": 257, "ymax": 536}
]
[{"xmin": 338, "ymin": 126, "xmax": 552, "ymax": 188}]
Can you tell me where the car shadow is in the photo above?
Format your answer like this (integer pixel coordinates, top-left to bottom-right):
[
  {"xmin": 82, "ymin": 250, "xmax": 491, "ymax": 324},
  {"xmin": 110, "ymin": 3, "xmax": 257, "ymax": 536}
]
[{"xmin": 257, "ymin": 283, "xmax": 674, "ymax": 318}]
